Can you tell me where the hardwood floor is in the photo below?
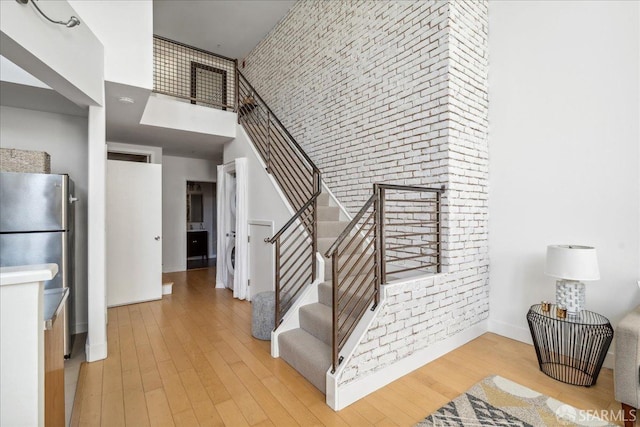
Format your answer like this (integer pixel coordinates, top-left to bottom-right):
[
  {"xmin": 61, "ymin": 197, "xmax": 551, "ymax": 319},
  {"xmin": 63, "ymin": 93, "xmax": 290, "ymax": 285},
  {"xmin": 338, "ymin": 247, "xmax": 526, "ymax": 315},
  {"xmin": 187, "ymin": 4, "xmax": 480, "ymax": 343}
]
[{"xmin": 71, "ymin": 268, "xmax": 620, "ymax": 426}]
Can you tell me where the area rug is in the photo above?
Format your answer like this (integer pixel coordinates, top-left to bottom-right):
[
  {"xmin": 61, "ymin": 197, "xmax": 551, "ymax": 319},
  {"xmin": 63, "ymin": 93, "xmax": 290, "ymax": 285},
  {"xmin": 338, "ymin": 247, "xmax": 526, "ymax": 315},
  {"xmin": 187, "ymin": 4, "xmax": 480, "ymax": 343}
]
[{"xmin": 416, "ymin": 375, "xmax": 616, "ymax": 426}]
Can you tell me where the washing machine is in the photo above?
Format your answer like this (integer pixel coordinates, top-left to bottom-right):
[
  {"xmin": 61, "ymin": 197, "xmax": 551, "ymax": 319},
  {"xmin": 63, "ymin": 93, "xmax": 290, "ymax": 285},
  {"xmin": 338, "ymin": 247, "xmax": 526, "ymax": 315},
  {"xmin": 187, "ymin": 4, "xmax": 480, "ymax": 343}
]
[
  {"xmin": 226, "ymin": 231, "xmax": 236, "ymax": 288},
  {"xmin": 225, "ymin": 173, "xmax": 237, "ymax": 289}
]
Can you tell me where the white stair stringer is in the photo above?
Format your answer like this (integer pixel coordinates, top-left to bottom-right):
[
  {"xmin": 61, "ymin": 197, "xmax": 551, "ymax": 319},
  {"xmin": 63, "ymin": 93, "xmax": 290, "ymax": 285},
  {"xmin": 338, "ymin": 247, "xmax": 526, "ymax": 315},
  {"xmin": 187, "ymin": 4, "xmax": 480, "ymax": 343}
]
[{"xmin": 324, "ymin": 292, "xmax": 385, "ymax": 409}]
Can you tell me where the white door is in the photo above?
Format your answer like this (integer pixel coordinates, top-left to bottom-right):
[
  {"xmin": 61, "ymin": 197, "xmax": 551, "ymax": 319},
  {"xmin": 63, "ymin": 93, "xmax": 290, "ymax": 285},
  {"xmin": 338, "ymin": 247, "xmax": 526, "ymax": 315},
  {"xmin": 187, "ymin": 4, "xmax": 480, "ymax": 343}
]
[
  {"xmin": 107, "ymin": 160, "xmax": 162, "ymax": 307},
  {"xmin": 249, "ymin": 221, "xmax": 274, "ymax": 299}
]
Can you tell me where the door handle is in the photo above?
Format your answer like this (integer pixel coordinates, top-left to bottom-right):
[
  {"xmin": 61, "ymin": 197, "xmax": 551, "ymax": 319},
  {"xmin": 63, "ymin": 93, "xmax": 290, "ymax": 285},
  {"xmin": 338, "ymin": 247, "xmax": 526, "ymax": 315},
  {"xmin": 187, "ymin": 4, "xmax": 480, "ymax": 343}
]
[{"xmin": 154, "ymin": 236, "xmax": 161, "ymax": 241}]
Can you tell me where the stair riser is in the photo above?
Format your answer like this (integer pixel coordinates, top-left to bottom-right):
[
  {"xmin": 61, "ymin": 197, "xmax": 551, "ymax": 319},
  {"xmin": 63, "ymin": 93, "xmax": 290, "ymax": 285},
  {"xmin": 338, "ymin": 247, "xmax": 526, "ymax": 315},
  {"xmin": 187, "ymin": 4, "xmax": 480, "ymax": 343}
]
[
  {"xmin": 317, "ymin": 221, "xmax": 350, "ymax": 239},
  {"xmin": 278, "ymin": 329, "xmax": 330, "ymax": 394},
  {"xmin": 299, "ymin": 304, "xmax": 332, "ymax": 347},
  {"xmin": 317, "ymin": 192, "xmax": 330, "ymax": 206},
  {"xmin": 318, "ymin": 238, "xmax": 366, "ymax": 256},
  {"xmin": 318, "ymin": 272, "xmax": 377, "ymax": 307},
  {"xmin": 317, "ymin": 206, "xmax": 340, "ymax": 221},
  {"xmin": 322, "ymin": 256, "xmax": 375, "ymax": 287}
]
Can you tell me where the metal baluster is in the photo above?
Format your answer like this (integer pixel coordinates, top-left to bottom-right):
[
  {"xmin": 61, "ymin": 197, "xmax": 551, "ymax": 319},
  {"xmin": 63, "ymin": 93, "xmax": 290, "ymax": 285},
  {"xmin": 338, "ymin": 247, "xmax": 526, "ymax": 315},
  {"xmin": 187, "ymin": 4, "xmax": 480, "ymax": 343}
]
[
  {"xmin": 275, "ymin": 237, "xmax": 281, "ymax": 326},
  {"xmin": 436, "ymin": 189, "xmax": 441, "ymax": 273},
  {"xmin": 331, "ymin": 250, "xmax": 338, "ymax": 373},
  {"xmin": 267, "ymin": 110, "xmax": 271, "ymax": 174},
  {"xmin": 373, "ymin": 193, "xmax": 380, "ymax": 308},
  {"xmin": 378, "ymin": 186, "xmax": 386, "ymax": 284},
  {"xmin": 234, "ymin": 60, "xmax": 239, "ymax": 120},
  {"xmin": 311, "ymin": 171, "xmax": 319, "ymax": 281}
]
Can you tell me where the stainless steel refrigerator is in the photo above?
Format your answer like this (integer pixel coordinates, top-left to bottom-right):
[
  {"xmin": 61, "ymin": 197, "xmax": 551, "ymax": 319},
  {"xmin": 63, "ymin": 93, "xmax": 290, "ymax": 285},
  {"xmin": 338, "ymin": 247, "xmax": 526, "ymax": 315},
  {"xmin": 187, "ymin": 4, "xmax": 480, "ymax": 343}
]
[{"xmin": 0, "ymin": 172, "xmax": 76, "ymax": 357}]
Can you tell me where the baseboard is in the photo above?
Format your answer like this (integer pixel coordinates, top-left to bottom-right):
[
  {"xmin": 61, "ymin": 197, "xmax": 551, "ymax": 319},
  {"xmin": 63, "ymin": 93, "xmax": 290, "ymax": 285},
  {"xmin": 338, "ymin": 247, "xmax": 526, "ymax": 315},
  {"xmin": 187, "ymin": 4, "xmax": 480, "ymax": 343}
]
[
  {"xmin": 85, "ymin": 340, "xmax": 107, "ymax": 362},
  {"xmin": 329, "ymin": 320, "xmax": 488, "ymax": 410},
  {"xmin": 163, "ymin": 265, "xmax": 185, "ymax": 273},
  {"xmin": 72, "ymin": 322, "xmax": 88, "ymax": 334},
  {"xmin": 488, "ymin": 319, "xmax": 533, "ymax": 345}
]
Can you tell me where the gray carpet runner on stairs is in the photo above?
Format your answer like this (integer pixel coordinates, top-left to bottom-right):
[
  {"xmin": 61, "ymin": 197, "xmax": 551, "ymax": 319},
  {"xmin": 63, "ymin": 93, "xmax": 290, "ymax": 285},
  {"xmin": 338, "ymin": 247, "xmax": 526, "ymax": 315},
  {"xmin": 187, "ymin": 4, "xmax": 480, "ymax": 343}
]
[{"xmin": 278, "ymin": 191, "xmax": 350, "ymax": 394}]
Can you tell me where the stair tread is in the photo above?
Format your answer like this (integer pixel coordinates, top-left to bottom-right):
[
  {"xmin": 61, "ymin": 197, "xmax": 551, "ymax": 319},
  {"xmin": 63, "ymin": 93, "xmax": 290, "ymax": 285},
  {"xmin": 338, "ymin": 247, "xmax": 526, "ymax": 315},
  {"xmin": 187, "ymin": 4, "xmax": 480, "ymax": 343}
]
[{"xmin": 279, "ymin": 328, "xmax": 331, "ymax": 393}]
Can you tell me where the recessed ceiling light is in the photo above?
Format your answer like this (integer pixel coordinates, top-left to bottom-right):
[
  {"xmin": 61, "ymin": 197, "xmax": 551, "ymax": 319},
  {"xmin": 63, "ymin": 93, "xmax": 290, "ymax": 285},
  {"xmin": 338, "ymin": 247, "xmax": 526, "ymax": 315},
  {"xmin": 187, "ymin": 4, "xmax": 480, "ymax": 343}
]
[{"xmin": 118, "ymin": 96, "xmax": 135, "ymax": 104}]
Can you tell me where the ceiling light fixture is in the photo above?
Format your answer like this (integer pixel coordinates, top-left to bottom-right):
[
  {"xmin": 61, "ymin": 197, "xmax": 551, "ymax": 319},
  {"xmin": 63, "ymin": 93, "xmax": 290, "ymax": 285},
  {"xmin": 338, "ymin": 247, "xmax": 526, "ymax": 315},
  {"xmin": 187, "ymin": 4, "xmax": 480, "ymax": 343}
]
[
  {"xmin": 117, "ymin": 96, "xmax": 135, "ymax": 105},
  {"xmin": 16, "ymin": 0, "xmax": 81, "ymax": 28}
]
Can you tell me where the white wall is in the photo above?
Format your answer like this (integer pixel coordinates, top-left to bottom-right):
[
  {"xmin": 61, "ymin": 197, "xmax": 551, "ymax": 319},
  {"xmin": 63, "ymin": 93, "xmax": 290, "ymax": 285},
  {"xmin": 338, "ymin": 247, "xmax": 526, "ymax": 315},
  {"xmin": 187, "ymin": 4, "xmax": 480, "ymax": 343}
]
[
  {"xmin": 162, "ymin": 155, "xmax": 219, "ymax": 272},
  {"xmin": 224, "ymin": 125, "xmax": 292, "ymax": 234},
  {"xmin": 68, "ymin": 0, "xmax": 153, "ymax": 90},
  {"xmin": 0, "ymin": 106, "xmax": 89, "ymax": 334},
  {"xmin": 0, "ymin": 0, "xmax": 104, "ymax": 106},
  {"xmin": 489, "ymin": 1, "xmax": 640, "ymax": 345}
]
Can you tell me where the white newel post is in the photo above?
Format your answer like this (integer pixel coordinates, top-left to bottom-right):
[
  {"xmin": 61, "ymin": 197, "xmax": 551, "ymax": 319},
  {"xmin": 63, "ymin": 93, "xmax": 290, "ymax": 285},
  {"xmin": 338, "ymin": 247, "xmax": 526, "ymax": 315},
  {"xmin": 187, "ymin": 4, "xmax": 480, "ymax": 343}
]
[{"xmin": 0, "ymin": 264, "xmax": 58, "ymax": 427}]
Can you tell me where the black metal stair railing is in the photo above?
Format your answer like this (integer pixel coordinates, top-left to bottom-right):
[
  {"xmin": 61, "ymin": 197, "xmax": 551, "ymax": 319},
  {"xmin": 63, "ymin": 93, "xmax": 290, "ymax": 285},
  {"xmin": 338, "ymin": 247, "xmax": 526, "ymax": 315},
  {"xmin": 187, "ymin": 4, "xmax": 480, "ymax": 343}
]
[
  {"xmin": 325, "ymin": 183, "xmax": 444, "ymax": 372},
  {"xmin": 236, "ymin": 71, "xmax": 321, "ymax": 325},
  {"xmin": 151, "ymin": 37, "xmax": 445, "ymax": 372}
]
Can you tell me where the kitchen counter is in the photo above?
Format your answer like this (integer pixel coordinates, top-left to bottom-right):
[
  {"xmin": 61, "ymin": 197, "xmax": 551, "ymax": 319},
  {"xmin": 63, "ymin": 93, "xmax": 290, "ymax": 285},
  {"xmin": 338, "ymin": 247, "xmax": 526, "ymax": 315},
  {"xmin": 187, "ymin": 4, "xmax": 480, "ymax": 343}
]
[
  {"xmin": 0, "ymin": 263, "xmax": 58, "ymax": 286},
  {"xmin": 44, "ymin": 287, "xmax": 68, "ymax": 331},
  {"xmin": 0, "ymin": 263, "xmax": 58, "ymax": 427}
]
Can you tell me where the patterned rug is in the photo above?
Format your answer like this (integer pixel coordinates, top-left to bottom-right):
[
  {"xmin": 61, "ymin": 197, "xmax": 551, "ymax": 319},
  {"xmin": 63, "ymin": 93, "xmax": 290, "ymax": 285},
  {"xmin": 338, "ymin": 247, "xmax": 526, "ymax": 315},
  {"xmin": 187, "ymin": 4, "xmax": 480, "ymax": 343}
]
[{"xmin": 416, "ymin": 375, "xmax": 616, "ymax": 426}]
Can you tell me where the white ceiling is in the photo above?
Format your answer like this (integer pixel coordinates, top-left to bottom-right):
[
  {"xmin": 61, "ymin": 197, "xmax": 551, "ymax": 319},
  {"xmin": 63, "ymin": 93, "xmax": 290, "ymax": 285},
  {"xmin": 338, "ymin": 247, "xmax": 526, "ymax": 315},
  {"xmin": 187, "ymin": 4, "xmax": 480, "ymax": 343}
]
[
  {"xmin": 107, "ymin": 0, "xmax": 296, "ymax": 159},
  {"xmin": 105, "ymin": 84, "xmax": 230, "ymax": 160},
  {"xmin": 153, "ymin": 0, "xmax": 296, "ymax": 59}
]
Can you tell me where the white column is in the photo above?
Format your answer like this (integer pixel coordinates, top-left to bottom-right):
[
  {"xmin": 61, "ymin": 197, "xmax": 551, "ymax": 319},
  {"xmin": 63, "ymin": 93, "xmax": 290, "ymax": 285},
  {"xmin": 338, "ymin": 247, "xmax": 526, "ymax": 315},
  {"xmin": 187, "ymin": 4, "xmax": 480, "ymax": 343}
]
[
  {"xmin": 0, "ymin": 264, "xmax": 58, "ymax": 427},
  {"xmin": 86, "ymin": 100, "xmax": 108, "ymax": 362}
]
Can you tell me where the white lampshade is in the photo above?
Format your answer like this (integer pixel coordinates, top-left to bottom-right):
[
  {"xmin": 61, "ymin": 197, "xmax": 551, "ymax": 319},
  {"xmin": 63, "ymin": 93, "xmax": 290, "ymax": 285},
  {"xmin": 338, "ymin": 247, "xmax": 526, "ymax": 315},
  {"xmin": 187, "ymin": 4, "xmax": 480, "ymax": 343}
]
[{"xmin": 545, "ymin": 245, "xmax": 600, "ymax": 281}]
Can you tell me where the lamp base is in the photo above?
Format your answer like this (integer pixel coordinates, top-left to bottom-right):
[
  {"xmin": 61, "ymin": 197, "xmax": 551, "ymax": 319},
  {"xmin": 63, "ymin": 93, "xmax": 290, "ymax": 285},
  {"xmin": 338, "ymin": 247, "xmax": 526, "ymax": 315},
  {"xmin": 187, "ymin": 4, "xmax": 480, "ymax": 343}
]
[{"xmin": 556, "ymin": 280, "xmax": 585, "ymax": 315}]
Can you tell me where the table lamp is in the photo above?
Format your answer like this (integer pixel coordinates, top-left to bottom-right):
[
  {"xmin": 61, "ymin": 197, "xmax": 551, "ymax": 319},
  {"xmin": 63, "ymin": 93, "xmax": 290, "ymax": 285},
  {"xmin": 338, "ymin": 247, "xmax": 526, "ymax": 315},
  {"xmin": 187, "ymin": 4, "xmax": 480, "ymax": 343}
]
[{"xmin": 545, "ymin": 245, "xmax": 600, "ymax": 315}]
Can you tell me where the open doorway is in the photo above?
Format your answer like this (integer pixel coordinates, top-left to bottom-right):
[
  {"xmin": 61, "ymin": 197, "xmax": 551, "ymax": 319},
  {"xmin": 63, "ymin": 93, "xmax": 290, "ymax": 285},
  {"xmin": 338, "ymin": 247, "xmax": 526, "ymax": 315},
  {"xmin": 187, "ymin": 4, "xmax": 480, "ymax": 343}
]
[{"xmin": 186, "ymin": 180, "xmax": 217, "ymax": 270}]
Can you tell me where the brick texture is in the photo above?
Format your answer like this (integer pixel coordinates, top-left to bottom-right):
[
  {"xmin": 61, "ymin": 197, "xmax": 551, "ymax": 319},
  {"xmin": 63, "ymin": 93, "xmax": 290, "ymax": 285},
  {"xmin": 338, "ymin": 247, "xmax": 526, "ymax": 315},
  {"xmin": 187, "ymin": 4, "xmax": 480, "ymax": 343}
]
[{"xmin": 243, "ymin": 0, "xmax": 489, "ymax": 386}]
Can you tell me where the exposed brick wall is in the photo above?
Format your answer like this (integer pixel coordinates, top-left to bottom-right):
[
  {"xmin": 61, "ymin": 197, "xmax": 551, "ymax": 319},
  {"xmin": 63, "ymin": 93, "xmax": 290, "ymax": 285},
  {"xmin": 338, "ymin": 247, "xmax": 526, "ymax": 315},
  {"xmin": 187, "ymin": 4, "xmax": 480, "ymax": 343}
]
[
  {"xmin": 243, "ymin": 0, "xmax": 489, "ymax": 386},
  {"xmin": 243, "ymin": 1, "xmax": 451, "ymax": 210}
]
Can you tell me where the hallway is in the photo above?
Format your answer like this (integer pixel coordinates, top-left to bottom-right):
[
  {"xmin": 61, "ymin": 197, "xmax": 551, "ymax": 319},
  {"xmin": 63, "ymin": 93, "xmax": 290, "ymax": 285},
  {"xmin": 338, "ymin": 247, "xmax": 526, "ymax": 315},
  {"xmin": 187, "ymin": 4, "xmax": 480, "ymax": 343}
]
[{"xmin": 70, "ymin": 268, "xmax": 617, "ymax": 426}]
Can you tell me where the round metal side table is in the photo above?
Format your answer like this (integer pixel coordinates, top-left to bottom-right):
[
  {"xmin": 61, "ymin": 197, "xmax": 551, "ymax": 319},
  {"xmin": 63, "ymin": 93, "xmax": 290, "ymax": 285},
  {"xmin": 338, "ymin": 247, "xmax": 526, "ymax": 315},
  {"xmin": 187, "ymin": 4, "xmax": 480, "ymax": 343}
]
[{"xmin": 526, "ymin": 304, "xmax": 613, "ymax": 387}]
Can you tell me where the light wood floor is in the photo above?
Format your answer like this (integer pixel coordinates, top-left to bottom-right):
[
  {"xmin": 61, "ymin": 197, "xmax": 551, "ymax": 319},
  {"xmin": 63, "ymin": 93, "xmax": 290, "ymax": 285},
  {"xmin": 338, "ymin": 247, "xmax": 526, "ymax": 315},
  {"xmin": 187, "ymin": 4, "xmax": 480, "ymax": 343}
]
[{"xmin": 71, "ymin": 268, "xmax": 620, "ymax": 426}]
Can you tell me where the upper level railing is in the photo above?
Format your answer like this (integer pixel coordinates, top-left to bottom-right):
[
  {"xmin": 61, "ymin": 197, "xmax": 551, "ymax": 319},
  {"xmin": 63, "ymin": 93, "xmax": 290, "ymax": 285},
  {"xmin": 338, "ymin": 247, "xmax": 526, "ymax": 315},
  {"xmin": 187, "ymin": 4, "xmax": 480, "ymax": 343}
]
[
  {"xmin": 153, "ymin": 35, "xmax": 236, "ymax": 111},
  {"xmin": 325, "ymin": 183, "xmax": 444, "ymax": 372},
  {"xmin": 236, "ymin": 71, "xmax": 321, "ymax": 325}
]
